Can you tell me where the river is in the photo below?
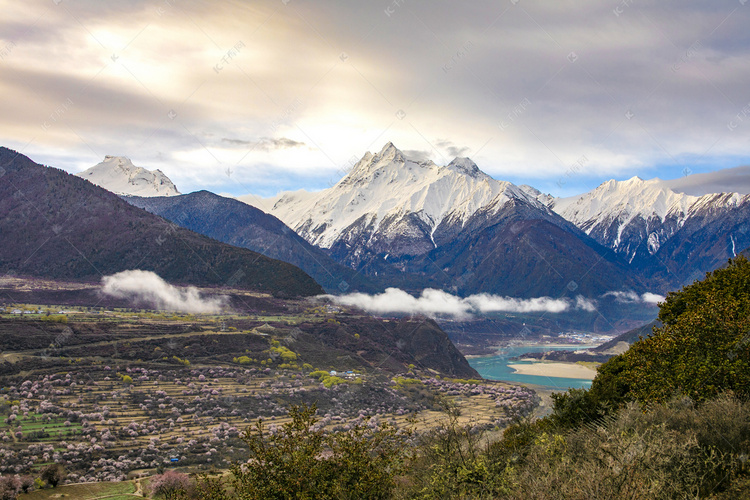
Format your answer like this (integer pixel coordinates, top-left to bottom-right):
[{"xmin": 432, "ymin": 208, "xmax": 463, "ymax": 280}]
[{"xmin": 468, "ymin": 344, "xmax": 596, "ymax": 390}]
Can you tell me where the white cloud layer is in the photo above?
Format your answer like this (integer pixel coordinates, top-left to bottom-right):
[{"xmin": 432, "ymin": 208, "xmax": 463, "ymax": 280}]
[
  {"xmin": 327, "ymin": 288, "xmax": 596, "ymax": 318},
  {"xmin": 603, "ymin": 291, "xmax": 665, "ymax": 304},
  {"xmin": 100, "ymin": 270, "xmax": 227, "ymax": 313}
]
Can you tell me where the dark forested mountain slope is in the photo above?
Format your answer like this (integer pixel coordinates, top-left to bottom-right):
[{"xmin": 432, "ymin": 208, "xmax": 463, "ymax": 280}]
[
  {"xmin": 0, "ymin": 147, "xmax": 323, "ymax": 297},
  {"xmin": 125, "ymin": 191, "xmax": 380, "ymax": 294}
]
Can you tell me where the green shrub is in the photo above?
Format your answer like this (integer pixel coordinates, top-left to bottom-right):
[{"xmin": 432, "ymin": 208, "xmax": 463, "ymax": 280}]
[
  {"xmin": 551, "ymin": 256, "xmax": 750, "ymax": 430},
  {"xmin": 269, "ymin": 345, "xmax": 297, "ymax": 362},
  {"xmin": 406, "ymin": 404, "xmax": 512, "ymax": 499},
  {"xmin": 309, "ymin": 370, "xmax": 329, "ymax": 379},
  {"xmin": 39, "ymin": 315, "xmax": 68, "ymax": 324},
  {"xmin": 229, "ymin": 403, "xmax": 410, "ymax": 500},
  {"xmin": 622, "ymin": 257, "xmax": 750, "ymax": 404},
  {"xmin": 172, "ymin": 356, "xmax": 190, "ymax": 367},
  {"xmin": 503, "ymin": 395, "xmax": 750, "ymax": 499}
]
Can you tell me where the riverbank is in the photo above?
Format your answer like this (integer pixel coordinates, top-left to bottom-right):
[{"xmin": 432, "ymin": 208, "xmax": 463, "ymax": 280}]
[
  {"xmin": 507, "ymin": 360, "xmax": 597, "ymax": 380},
  {"xmin": 468, "ymin": 345, "xmax": 597, "ymax": 390},
  {"xmin": 464, "ymin": 342, "xmax": 596, "ymax": 359}
]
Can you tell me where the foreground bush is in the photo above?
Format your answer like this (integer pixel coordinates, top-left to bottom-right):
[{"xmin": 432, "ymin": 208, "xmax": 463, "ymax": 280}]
[
  {"xmin": 402, "ymin": 402, "xmax": 513, "ymax": 498},
  {"xmin": 393, "ymin": 394, "xmax": 749, "ymax": 499},
  {"xmin": 222, "ymin": 403, "xmax": 411, "ymax": 499},
  {"xmin": 622, "ymin": 258, "xmax": 750, "ymax": 404},
  {"xmin": 551, "ymin": 257, "xmax": 750, "ymax": 431},
  {"xmin": 503, "ymin": 394, "xmax": 749, "ymax": 499}
]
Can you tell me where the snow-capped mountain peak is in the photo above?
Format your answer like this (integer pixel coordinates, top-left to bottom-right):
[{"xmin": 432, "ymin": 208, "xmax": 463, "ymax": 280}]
[
  {"xmin": 76, "ymin": 156, "xmax": 180, "ymax": 197},
  {"xmin": 446, "ymin": 157, "xmax": 484, "ymax": 178},
  {"xmin": 551, "ymin": 171, "xmax": 750, "ymax": 264},
  {"xmin": 519, "ymin": 184, "xmax": 555, "ymax": 207},
  {"xmin": 377, "ymin": 141, "xmax": 405, "ymax": 163},
  {"xmin": 554, "ymin": 176, "xmax": 698, "ymax": 227},
  {"xmin": 242, "ymin": 143, "xmax": 543, "ymax": 255}
]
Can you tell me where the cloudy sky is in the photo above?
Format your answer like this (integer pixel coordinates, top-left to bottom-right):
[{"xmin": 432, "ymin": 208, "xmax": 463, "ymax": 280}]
[{"xmin": 2, "ymin": 0, "xmax": 749, "ymax": 197}]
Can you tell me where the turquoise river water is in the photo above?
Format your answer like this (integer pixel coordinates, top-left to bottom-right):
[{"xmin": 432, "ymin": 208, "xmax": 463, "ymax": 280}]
[{"xmin": 468, "ymin": 344, "xmax": 595, "ymax": 390}]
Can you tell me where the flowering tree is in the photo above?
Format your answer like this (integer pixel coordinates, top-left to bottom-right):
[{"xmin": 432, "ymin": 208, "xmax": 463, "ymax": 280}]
[
  {"xmin": 149, "ymin": 470, "xmax": 192, "ymax": 500},
  {"xmin": 0, "ymin": 475, "xmax": 21, "ymax": 500}
]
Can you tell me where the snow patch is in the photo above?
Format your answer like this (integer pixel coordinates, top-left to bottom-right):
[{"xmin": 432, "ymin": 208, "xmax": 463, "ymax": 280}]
[{"xmin": 77, "ymin": 156, "xmax": 180, "ymax": 197}]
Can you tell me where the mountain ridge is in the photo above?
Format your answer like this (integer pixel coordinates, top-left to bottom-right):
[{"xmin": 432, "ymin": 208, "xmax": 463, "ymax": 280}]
[
  {"xmin": 237, "ymin": 143, "xmax": 647, "ymax": 300},
  {"xmin": 0, "ymin": 147, "xmax": 323, "ymax": 297},
  {"xmin": 550, "ymin": 174, "xmax": 750, "ymax": 289},
  {"xmin": 125, "ymin": 190, "xmax": 383, "ymax": 294},
  {"xmin": 253, "ymin": 142, "xmax": 544, "ymax": 254}
]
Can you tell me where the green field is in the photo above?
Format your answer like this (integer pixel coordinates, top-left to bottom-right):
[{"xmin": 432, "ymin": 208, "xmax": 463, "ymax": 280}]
[{"xmin": 8, "ymin": 413, "xmax": 83, "ymax": 441}]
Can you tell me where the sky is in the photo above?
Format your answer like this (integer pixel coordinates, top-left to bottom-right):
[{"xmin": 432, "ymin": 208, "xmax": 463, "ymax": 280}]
[{"xmin": 1, "ymin": 0, "xmax": 749, "ymax": 198}]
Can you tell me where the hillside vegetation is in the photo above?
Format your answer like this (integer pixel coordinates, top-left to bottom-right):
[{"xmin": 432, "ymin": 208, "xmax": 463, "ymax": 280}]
[{"xmin": 131, "ymin": 258, "xmax": 749, "ymax": 499}]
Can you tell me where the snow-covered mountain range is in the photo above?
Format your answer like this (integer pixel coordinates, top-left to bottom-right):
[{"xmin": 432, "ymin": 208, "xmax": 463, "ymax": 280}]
[
  {"xmin": 550, "ymin": 175, "xmax": 750, "ymax": 281},
  {"xmin": 238, "ymin": 142, "xmax": 749, "ymax": 294},
  {"xmin": 235, "ymin": 143, "xmax": 642, "ymax": 300},
  {"xmin": 78, "ymin": 142, "xmax": 748, "ymax": 301},
  {"xmin": 77, "ymin": 156, "xmax": 180, "ymax": 197},
  {"xmin": 243, "ymin": 142, "xmax": 556, "ymax": 268}
]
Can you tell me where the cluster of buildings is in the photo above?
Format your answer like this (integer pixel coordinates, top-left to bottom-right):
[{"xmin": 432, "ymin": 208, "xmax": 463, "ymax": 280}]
[{"xmin": 556, "ymin": 332, "xmax": 615, "ymax": 345}]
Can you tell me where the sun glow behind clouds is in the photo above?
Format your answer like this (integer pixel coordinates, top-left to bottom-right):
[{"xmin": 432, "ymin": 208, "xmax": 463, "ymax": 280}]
[{"xmin": 3, "ymin": 1, "xmax": 750, "ymax": 195}]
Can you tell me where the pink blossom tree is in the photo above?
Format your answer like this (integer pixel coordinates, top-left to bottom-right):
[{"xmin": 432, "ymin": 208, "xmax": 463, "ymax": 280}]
[{"xmin": 148, "ymin": 470, "xmax": 192, "ymax": 500}]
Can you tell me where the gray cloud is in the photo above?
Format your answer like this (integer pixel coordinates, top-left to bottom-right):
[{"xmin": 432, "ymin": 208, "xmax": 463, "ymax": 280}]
[
  {"xmin": 222, "ymin": 137, "xmax": 307, "ymax": 151},
  {"xmin": 2, "ymin": 0, "xmax": 750, "ymax": 196},
  {"xmin": 403, "ymin": 149, "xmax": 433, "ymax": 162},
  {"xmin": 435, "ymin": 139, "xmax": 471, "ymax": 159}
]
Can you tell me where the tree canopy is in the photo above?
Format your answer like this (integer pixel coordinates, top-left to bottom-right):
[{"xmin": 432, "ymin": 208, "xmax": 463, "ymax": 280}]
[
  {"xmin": 622, "ymin": 256, "xmax": 750, "ymax": 403},
  {"xmin": 552, "ymin": 256, "xmax": 750, "ymax": 430}
]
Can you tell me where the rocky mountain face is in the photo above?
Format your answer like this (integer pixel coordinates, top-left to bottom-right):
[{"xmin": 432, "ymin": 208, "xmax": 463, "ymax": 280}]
[
  {"xmin": 0, "ymin": 147, "xmax": 323, "ymax": 297},
  {"xmin": 243, "ymin": 143, "xmax": 643, "ymax": 298},
  {"xmin": 552, "ymin": 176, "xmax": 750, "ymax": 290},
  {"xmin": 77, "ymin": 155, "xmax": 180, "ymax": 197},
  {"xmin": 405, "ymin": 199, "xmax": 639, "ymax": 298}
]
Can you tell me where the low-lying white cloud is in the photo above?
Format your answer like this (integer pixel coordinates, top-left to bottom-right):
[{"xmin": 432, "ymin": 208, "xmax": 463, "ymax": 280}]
[
  {"xmin": 464, "ymin": 294, "xmax": 569, "ymax": 314},
  {"xmin": 101, "ymin": 270, "xmax": 227, "ymax": 313},
  {"xmin": 640, "ymin": 292, "xmax": 665, "ymax": 304},
  {"xmin": 603, "ymin": 291, "xmax": 665, "ymax": 305},
  {"xmin": 575, "ymin": 296, "xmax": 598, "ymax": 312},
  {"xmin": 327, "ymin": 288, "xmax": 596, "ymax": 318}
]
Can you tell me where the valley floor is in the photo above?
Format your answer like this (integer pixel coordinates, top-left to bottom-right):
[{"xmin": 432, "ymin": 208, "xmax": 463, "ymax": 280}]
[{"xmin": 0, "ymin": 300, "xmax": 538, "ymax": 486}]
